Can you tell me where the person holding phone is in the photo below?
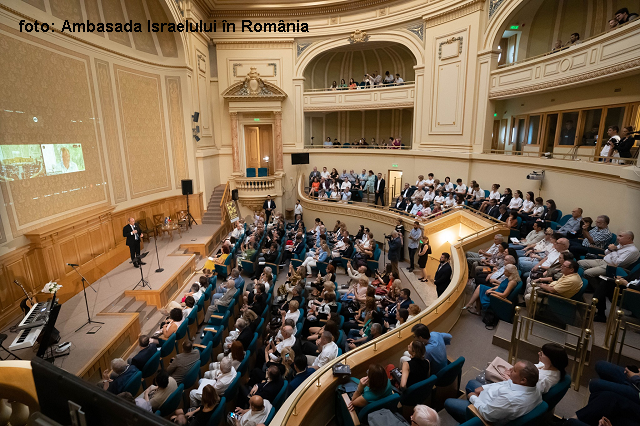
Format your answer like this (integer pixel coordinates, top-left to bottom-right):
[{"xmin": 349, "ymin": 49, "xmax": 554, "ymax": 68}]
[{"xmin": 231, "ymin": 395, "xmax": 271, "ymax": 425}]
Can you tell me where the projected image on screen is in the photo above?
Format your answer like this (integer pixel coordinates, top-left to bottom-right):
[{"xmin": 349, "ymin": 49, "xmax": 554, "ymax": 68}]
[
  {"xmin": 0, "ymin": 144, "xmax": 85, "ymax": 181},
  {"xmin": 41, "ymin": 144, "xmax": 85, "ymax": 175},
  {"xmin": 0, "ymin": 145, "xmax": 46, "ymax": 181}
]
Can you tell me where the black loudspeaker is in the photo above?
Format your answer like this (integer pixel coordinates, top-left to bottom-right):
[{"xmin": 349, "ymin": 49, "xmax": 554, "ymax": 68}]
[
  {"xmin": 181, "ymin": 179, "xmax": 193, "ymax": 195},
  {"xmin": 232, "ymin": 189, "xmax": 239, "ymax": 201},
  {"xmin": 291, "ymin": 153, "xmax": 310, "ymax": 165},
  {"xmin": 192, "ymin": 112, "xmax": 199, "ymax": 122}
]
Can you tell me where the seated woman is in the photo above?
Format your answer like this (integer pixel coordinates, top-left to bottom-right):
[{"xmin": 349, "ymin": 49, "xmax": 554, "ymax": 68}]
[
  {"xmin": 536, "ymin": 343, "xmax": 568, "ymax": 393},
  {"xmin": 406, "ymin": 304, "xmax": 421, "ymax": 322},
  {"xmin": 172, "ymin": 383, "xmax": 219, "ymax": 426},
  {"xmin": 444, "ymin": 192, "xmax": 456, "ymax": 208},
  {"xmin": 518, "ymin": 191, "xmax": 536, "ymax": 216},
  {"xmin": 347, "ymin": 364, "xmax": 393, "ymax": 413},
  {"xmin": 301, "ymin": 241, "xmax": 330, "ymax": 277},
  {"xmin": 309, "ymin": 177, "xmax": 320, "ymax": 196},
  {"xmin": 304, "ymin": 292, "xmax": 338, "ymax": 334},
  {"xmin": 505, "ymin": 210, "xmax": 520, "ymax": 229},
  {"xmin": 309, "ymin": 265, "xmax": 336, "ymax": 298},
  {"xmin": 281, "ymin": 300, "xmax": 300, "ymax": 325},
  {"xmin": 277, "ymin": 264, "xmax": 305, "ymax": 301},
  {"xmin": 150, "ymin": 307, "xmax": 183, "ymax": 344},
  {"xmin": 317, "ymin": 188, "xmax": 328, "ymax": 200},
  {"xmin": 380, "ymin": 280, "xmax": 402, "ymax": 307},
  {"xmin": 478, "ymin": 184, "xmax": 501, "ymax": 213},
  {"xmin": 433, "ymin": 190, "xmax": 445, "ymax": 208},
  {"xmin": 205, "ymin": 340, "xmax": 245, "ymax": 379},
  {"xmin": 344, "ymin": 297, "xmax": 378, "ymax": 335},
  {"xmin": 306, "ymin": 312, "xmax": 340, "ymax": 343},
  {"xmin": 394, "ymin": 341, "xmax": 430, "ymax": 391},
  {"xmin": 463, "ymin": 264, "xmax": 521, "ymax": 315}
]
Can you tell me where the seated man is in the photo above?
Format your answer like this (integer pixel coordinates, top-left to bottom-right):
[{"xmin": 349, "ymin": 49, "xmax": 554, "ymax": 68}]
[
  {"xmin": 264, "ymin": 325, "xmax": 296, "ymax": 363},
  {"xmin": 288, "ymin": 355, "xmax": 314, "ymax": 395},
  {"xmin": 519, "ymin": 236, "xmax": 568, "ymax": 276},
  {"xmin": 189, "ymin": 356, "xmax": 236, "ymax": 406},
  {"xmin": 347, "ymin": 322, "xmax": 383, "ymax": 350},
  {"xmin": 230, "ymin": 221, "xmax": 244, "ymax": 239},
  {"xmin": 138, "ymin": 370, "xmax": 178, "ymax": 412},
  {"xmin": 206, "ymin": 278, "xmax": 235, "ymax": 317},
  {"xmin": 588, "ymin": 360, "xmax": 640, "ymax": 406},
  {"xmin": 510, "ymin": 221, "xmax": 545, "ymax": 249},
  {"xmin": 129, "ymin": 335, "xmax": 158, "ymax": 371},
  {"xmin": 467, "ymin": 234, "xmax": 504, "ymax": 271},
  {"xmin": 311, "ymin": 331, "xmax": 339, "ymax": 369},
  {"xmin": 100, "ymin": 358, "xmax": 139, "ymax": 394},
  {"xmin": 569, "ymin": 215, "xmax": 612, "ymax": 257},
  {"xmin": 444, "ymin": 360, "xmax": 542, "ymax": 424},
  {"xmin": 565, "ymin": 390, "xmax": 640, "ymax": 426},
  {"xmin": 229, "ymin": 268, "xmax": 245, "ymax": 290},
  {"xmin": 555, "ymin": 207, "xmax": 583, "ymax": 237},
  {"xmin": 232, "ymin": 395, "xmax": 272, "ymax": 426},
  {"xmin": 400, "ymin": 324, "xmax": 451, "ymax": 374},
  {"xmin": 411, "ymin": 186, "xmax": 426, "ymax": 204},
  {"xmin": 578, "ymin": 231, "xmax": 639, "ymax": 290},
  {"xmin": 166, "ymin": 340, "xmax": 200, "ymax": 385},
  {"xmin": 524, "ymin": 259, "xmax": 583, "ymax": 311}
]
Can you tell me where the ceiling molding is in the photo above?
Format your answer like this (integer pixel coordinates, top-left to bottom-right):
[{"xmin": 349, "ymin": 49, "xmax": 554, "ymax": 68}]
[{"xmin": 206, "ymin": 0, "xmax": 402, "ymax": 18}]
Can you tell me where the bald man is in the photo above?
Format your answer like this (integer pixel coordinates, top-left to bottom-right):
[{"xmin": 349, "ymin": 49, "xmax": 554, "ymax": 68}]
[{"xmin": 233, "ymin": 395, "xmax": 271, "ymax": 426}]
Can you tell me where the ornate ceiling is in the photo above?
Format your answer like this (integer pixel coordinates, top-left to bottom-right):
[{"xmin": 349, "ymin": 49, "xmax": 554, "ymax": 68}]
[{"xmin": 197, "ymin": 0, "xmax": 400, "ymax": 17}]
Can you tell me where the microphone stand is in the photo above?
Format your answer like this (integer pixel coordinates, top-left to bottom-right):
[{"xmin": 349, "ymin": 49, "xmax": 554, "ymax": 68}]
[
  {"xmin": 70, "ymin": 265, "xmax": 104, "ymax": 333},
  {"xmin": 153, "ymin": 233, "xmax": 164, "ymax": 273}
]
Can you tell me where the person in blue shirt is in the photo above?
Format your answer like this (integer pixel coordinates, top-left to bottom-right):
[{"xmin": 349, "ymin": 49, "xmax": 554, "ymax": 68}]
[
  {"xmin": 287, "ymin": 355, "xmax": 314, "ymax": 396},
  {"xmin": 400, "ymin": 324, "xmax": 452, "ymax": 374},
  {"xmin": 301, "ymin": 241, "xmax": 330, "ymax": 276}
]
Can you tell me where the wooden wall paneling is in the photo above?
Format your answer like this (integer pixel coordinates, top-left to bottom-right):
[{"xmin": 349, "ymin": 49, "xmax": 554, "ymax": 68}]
[
  {"xmin": 90, "ymin": 227, "xmax": 106, "ymax": 257},
  {"xmin": 76, "ymin": 231, "xmax": 94, "ymax": 265}
]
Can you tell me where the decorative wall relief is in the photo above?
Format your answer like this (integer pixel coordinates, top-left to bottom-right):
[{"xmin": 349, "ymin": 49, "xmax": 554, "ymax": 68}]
[
  {"xmin": 407, "ymin": 22, "xmax": 424, "ymax": 41},
  {"xmin": 438, "ymin": 36, "xmax": 463, "ymax": 60},
  {"xmin": 348, "ymin": 30, "xmax": 369, "ymax": 44},
  {"xmin": 489, "ymin": 0, "xmax": 506, "ymax": 19},
  {"xmin": 297, "ymin": 42, "xmax": 312, "ymax": 57},
  {"xmin": 166, "ymin": 76, "xmax": 189, "ymax": 187}
]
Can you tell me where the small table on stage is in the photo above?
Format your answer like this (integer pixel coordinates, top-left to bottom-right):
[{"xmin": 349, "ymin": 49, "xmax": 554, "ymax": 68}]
[{"xmin": 160, "ymin": 223, "xmax": 182, "ymax": 242}]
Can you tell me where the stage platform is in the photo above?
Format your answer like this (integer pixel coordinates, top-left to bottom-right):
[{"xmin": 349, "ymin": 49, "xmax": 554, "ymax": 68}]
[{"xmin": 3, "ymin": 223, "xmax": 222, "ymax": 382}]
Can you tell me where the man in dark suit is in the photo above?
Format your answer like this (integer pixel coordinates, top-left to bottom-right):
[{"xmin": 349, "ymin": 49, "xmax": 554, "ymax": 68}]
[
  {"xmin": 123, "ymin": 217, "xmax": 144, "ymax": 267},
  {"xmin": 434, "ymin": 253, "xmax": 453, "ymax": 297},
  {"xmin": 236, "ymin": 318, "xmax": 254, "ymax": 350},
  {"xmin": 486, "ymin": 199, "xmax": 501, "ymax": 218},
  {"xmin": 374, "ymin": 172, "xmax": 386, "ymax": 206},
  {"xmin": 593, "ymin": 265, "xmax": 640, "ymax": 322},
  {"xmin": 401, "ymin": 183, "xmax": 415, "ymax": 199},
  {"xmin": 129, "ymin": 335, "xmax": 157, "ymax": 371},
  {"xmin": 263, "ymin": 195, "xmax": 276, "ymax": 223},
  {"xmin": 388, "ymin": 230, "xmax": 402, "ymax": 275}
]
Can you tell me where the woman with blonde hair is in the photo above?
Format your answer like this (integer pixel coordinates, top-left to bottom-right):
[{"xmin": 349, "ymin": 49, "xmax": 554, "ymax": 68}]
[{"xmin": 463, "ymin": 264, "xmax": 521, "ymax": 315}]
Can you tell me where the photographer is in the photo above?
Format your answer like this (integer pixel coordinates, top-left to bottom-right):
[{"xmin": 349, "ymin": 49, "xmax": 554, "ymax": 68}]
[{"xmin": 387, "ymin": 230, "xmax": 402, "ymax": 275}]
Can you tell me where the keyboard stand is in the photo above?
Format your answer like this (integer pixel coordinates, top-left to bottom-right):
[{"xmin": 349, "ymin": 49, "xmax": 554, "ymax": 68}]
[{"xmin": 0, "ymin": 333, "xmax": 21, "ymax": 360}]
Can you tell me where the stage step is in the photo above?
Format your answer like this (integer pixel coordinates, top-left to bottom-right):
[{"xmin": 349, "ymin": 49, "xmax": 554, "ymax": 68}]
[
  {"xmin": 141, "ymin": 311, "xmax": 165, "ymax": 336},
  {"xmin": 138, "ymin": 305, "xmax": 158, "ymax": 327},
  {"xmin": 128, "ymin": 300, "xmax": 148, "ymax": 313},
  {"xmin": 203, "ymin": 184, "xmax": 227, "ymax": 224},
  {"xmin": 109, "ymin": 296, "xmax": 136, "ymax": 313}
]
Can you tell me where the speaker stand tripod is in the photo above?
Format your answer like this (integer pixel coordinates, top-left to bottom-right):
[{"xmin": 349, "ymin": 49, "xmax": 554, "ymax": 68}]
[
  {"xmin": 185, "ymin": 194, "xmax": 197, "ymax": 228},
  {"xmin": 132, "ymin": 252, "xmax": 152, "ymax": 290}
]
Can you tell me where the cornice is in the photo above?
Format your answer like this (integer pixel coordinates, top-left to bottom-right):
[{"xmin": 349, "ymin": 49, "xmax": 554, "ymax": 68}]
[
  {"xmin": 424, "ymin": 0, "xmax": 485, "ymax": 28},
  {"xmin": 208, "ymin": 0, "xmax": 401, "ymax": 18},
  {"xmin": 215, "ymin": 40, "xmax": 294, "ymax": 49},
  {"xmin": 488, "ymin": 57, "xmax": 640, "ymax": 99},
  {"xmin": 0, "ymin": 4, "xmax": 191, "ymax": 71}
]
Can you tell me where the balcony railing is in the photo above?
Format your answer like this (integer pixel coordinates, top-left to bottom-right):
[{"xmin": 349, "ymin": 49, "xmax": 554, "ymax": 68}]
[
  {"xmin": 233, "ymin": 176, "xmax": 276, "ymax": 191},
  {"xmin": 484, "ymin": 149, "xmax": 638, "ymax": 166},
  {"xmin": 303, "ymin": 82, "xmax": 415, "ymax": 111},
  {"xmin": 303, "ymin": 143, "xmax": 411, "ymax": 149},
  {"xmin": 304, "ymin": 81, "xmax": 415, "ymax": 92},
  {"xmin": 489, "ymin": 20, "xmax": 640, "ymax": 98}
]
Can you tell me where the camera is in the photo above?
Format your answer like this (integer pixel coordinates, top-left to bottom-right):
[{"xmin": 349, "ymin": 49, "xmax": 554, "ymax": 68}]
[{"xmin": 526, "ymin": 171, "xmax": 544, "ymax": 181}]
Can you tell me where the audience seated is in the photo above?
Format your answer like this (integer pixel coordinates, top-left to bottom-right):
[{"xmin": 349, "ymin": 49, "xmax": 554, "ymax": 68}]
[
  {"xmin": 100, "ymin": 358, "xmax": 140, "ymax": 394},
  {"xmin": 311, "ymin": 330, "xmax": 339, "ymax": 369},
  {"xmin": 579, "ymin": 231, "xmax": 639, "ymax": 290},
  {"xmin": 347, "ymin": 364, "xmax": 394, "ymax": 413},
  {"xmin": 139, "ymin": 370, "xmax": 178, "ymax": 412},
  {"xmin": 444, "ymin": 360, "xmax": 542, "ymax": 424},
  {"xmin": 464, "ymin": 264, "xmax": 521, "ymax": 315},
  {"xmin": 232, "ymin": 395, "xmax": 272, "ymax": 426},
  {"xmin": 190, "ymin": 356, "xmax": 236, "ymax": 406},
  {"xmin": 524, "ymin": 258, "xmax": 582, "ymax": 311},
  {"xmin": 400, "ymin": 324, "xmax": 451, "ymax": 374},
  {"xmin": 592, "ymin": 262, "xmax": 640, "ymax": 322},
  {"xmin": 167, "ymin": 340, "xmax": 200, "ymax": 385},
  {"xmin": 391, "ymin": 340, "xmax": 430, "ymax": 391},
  {"xmin": 129, "ymin": 335, "xmax": 158, "ymax": 371},
  {"xmin": 174, "ymin": 384, "xmax": 219, "ymax": 426}
]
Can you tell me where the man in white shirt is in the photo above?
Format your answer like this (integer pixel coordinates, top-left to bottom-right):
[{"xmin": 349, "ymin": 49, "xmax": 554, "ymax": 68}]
[
  {"xmin": 579, "ymin": 231, "xmax": 640, "ymax": 289},
  {"xmin": 424, "ymin": 188, "xmax": 436, "ymax": 203},
  {"xmin": 425, "ymin": 173, "xmax": 435, "ymax": 186},
  {"xmin": 445, "ymin": 360, "xmax": 542, "ymax": 424},
  {"xmin": 311, "ymin": 331, "xmax": 339, "ymax": 369},
  {"xmin": 511, "ymin": 222, "xmax": 545, "ymax": 249},
  {"xmin": 395, "ymin": 73, "xmax": 404, "ymax": 84},
  {"xmin": 454, "ymin": 179, "xmax": 467, "ymax": 197},
  {"xmin": 341, "ymin": 189, "xmax": 351, "ymax": 202},
  {"xmin": 320, "ymin": 167, "xmax": 330, "ymax": 179},
  {"xmin": 520, "ymin": 237, "xmax": 569, "ymax": 276},
  {"xmin": 294, "ymin": 200, "xmax": 303, "ymax": 217},
  {"xmin": 231, "ymin": 221, "xmax": 244, "ymax": 239},
  {"xmin": 189, "ymin": 357, "xmax": 236, "ymax": 406},
  {"xmin": 340, "ymin": 179, "xmax": 351, "ymax": 191},
  {"xmin": 266, "ymin": 325, "xmax": 296, "ymax": 362},
  {"xmin": 233, "ymin": 395, "xmax": 272, "ymax": 426},
  {"xmin": 466, "ymin": 234, "xmax": 504, "ymax": 269},
  {"xmin": 373, "ymin": 71, "xmax": 382, "ymax": 86},
  {"xmin": 56, "ymin": 147, "xmax": 79, "ymax": 173}
]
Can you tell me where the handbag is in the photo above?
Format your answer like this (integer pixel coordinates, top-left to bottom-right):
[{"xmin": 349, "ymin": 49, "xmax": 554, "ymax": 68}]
[
  {"xmin": 485, "ymin": 356, "xmax": 512, "ymax": 383},
  {"xmin": 332, "ymin": 363, "xmax": 352, "ymax": 377}
]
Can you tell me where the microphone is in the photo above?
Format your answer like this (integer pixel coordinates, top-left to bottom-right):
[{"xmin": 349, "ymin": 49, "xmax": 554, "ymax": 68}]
[{"xmin": 67, "ymin": 263, "xmax": 80, "ymax": 267}]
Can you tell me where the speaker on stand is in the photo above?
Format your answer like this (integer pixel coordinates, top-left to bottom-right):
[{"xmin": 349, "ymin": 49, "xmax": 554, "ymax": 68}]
[{"xmin": 181, "ymin": 179, "xmax": 197, "ymax": 227}]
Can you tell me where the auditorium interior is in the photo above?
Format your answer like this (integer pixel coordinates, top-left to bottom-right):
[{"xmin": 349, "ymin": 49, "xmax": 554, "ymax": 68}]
[{"xmin": 1, "ymin": 0, "xmax": 640, "ymax": 425}]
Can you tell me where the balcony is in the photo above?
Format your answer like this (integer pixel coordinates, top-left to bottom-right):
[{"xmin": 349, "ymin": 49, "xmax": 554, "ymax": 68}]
[
  {"xmin": 489, "ymin": 21, "xmax": 640, "ymax": 99},
  {"xmin": 303, "ymin": 82, "xmax": 415, "ymax": 112},
  {"xmin": 229, "ymin": 174, "xmax": 283, "ymax": 212}
]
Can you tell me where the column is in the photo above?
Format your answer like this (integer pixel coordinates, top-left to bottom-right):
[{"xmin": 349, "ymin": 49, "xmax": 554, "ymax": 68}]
[
  {"xmin": 274, "ymin": 111, "xmax": 284, "ymax": 172},
  {"xmin": 230, "ymin": 112, "xmax": 241, "ymax": 174},
  {"xmin": 473, "ymin": 50, "xmax": 500, "ymax": 152}
]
